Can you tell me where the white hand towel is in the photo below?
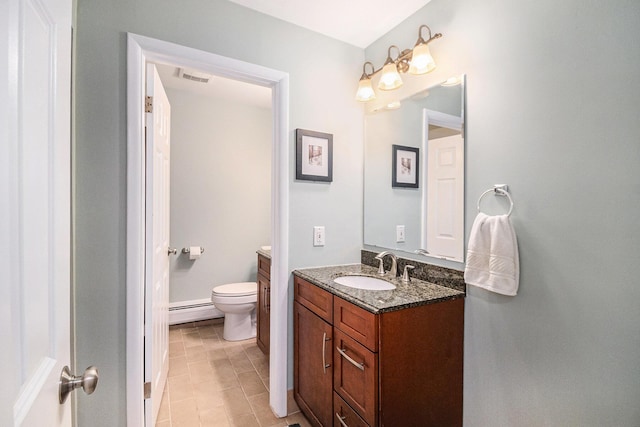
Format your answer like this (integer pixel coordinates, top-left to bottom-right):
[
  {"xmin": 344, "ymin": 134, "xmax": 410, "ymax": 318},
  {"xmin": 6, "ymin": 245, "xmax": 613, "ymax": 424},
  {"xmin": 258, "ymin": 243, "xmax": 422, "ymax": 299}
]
[{"xmin": 464, "ymin": 213, "xmax": 519, "ymax": 296}]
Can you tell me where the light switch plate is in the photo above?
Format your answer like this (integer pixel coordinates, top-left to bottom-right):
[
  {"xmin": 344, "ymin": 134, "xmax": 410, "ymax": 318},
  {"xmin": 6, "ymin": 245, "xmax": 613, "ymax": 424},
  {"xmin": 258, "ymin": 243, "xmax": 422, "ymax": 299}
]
[
  {"xmin": 313, "ymin": 226, "xmax": 325, "ymax": 246},
  {"xmin": 396, "ymin": 225, "xmax": 405, "ymax": 243}
]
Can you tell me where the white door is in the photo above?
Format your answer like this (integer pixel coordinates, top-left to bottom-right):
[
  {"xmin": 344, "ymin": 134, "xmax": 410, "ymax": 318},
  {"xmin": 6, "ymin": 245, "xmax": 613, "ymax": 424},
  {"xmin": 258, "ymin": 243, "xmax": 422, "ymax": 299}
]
[
  {"xmin": 426, "ymin": 133, "xmax": 465, "ymax": 261},
  {"xmin": 2, "ymin": 0, "xmax": 73, "ymax": 425},
  {"xmin": 144, "ymin": 64, "xmax": 171, "ymax": 426}
]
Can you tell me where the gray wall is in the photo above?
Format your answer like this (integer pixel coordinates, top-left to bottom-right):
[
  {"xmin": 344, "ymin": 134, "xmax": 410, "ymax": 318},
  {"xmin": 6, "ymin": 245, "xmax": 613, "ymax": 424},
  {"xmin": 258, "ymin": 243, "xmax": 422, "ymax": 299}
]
[
  {"xmin": 74, "ymin": 0, "xmax": 363, "ymax": 424},
  {"xmin": 367, "ymin": 0, "xmax": 640, "ymax": 425},
  {"xmin": 166, "ymin": 86, "xmax": 271, "ymax": 303},
  {"xmin": 364, "ymin": 106, "xmax": 423, "ymax": 250}
]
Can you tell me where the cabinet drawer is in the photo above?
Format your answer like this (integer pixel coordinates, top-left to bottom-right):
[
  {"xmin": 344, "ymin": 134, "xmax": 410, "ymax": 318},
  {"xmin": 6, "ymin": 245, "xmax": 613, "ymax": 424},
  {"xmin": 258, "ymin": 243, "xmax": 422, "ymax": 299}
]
[
  {"xmin": 295, "ymin": 276, "xmax": 333, "ymax": 323},
  {"xmin": 334, "ymin": 329, "xmax": 378, "ymax": 427},
  {"xmin": 334, "ymin": 392, "xmax": 369, "ymax": 427},
  {"xmin": 334, "ymin": 297, "xmax": 378, "ymax": 351},
  {"xmin": 258, "ymin": 254, "xmax": 271, "ymax": 277}
]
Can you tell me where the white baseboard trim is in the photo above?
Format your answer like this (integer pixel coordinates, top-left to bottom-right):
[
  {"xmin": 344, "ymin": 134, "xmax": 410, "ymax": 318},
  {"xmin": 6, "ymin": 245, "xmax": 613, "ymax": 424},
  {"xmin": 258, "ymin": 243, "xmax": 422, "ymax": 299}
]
[{"xmin": 169, "ymin": 298, "xmax": 224, "ymax": 325}]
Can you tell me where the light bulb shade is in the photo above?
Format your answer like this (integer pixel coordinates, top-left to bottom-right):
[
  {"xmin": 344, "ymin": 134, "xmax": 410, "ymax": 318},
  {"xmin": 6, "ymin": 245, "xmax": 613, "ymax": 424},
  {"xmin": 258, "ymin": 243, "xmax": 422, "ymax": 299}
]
[
  {"xmin": 409, "ymin": 43, "xmax": 436, "ymax": 75},
  {"xmin": 355, "ymin": 77, "xmax": 376, "ymax": 102},
  {"xmin": 378, "ymin": 62, "xmax": 403, "ymax": 90}
]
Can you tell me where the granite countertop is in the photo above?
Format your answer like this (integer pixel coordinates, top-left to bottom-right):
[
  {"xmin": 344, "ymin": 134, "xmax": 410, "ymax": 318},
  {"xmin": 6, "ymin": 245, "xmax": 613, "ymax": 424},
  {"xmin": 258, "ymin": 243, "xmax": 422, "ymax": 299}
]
[
  {"xmin": 256, "ymin": 247, "xmax": 271, "ymax": 259},
  {"xmin": 294, "ymin": 264, "xmax": 465, "ymax": 314}
]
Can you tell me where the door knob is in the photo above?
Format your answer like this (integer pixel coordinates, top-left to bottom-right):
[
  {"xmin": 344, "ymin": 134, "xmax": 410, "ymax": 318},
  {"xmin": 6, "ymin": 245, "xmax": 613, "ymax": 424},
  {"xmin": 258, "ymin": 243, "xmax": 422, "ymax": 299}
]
[
  {"xmin": 168, "ymin": 247, "xmax": 177, "ymax": 255},
  {"xmin": 59, "ymin": 365, "xmax": 99, "ymax": 404}
]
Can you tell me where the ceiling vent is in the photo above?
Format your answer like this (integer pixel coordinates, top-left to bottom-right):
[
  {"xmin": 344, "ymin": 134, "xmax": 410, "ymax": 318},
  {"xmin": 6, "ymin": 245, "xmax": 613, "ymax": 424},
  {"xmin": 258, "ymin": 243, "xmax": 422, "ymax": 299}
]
[{"xmin": 177, "ymin": 68, "xmax": 212, "ymax": 83}]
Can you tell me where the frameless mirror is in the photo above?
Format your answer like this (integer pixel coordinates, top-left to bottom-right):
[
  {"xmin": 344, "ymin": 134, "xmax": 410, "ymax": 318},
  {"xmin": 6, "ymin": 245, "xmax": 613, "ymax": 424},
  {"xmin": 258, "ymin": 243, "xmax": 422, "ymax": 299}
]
[{"xmin": 363, "ymin": 74, "xmax": 465, "ymax": 262}]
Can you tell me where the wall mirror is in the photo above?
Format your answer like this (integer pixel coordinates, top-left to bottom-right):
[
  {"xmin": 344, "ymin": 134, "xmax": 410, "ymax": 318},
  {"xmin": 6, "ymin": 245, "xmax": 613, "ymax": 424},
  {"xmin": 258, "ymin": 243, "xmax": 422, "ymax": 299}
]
[{"xmin": 363, "ymin": 74, "xmax": 466, "ymax": 262}]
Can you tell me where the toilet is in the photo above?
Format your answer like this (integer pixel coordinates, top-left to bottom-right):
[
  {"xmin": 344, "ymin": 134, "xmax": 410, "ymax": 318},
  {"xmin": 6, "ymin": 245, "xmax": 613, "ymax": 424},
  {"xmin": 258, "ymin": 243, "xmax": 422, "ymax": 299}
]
[{"xmin": 211, "ymin": 282, "xmax": 257, "ymax": 341}]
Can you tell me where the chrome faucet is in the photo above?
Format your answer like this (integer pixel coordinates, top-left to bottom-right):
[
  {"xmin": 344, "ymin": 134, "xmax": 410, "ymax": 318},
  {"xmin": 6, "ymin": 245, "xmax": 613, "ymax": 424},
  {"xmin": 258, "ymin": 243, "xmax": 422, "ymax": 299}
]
[{"xmin": 374, "ymin": 251, "xmax": 397, "ymax": 277}]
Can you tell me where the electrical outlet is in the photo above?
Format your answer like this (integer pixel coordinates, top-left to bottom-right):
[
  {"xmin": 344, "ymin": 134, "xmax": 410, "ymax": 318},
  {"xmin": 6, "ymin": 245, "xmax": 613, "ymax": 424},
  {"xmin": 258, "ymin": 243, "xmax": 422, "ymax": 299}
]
[
  {"xmin": 396, "ymin": 225, "xmax": 406, "ymax": 243},
  {"xmin": 313, "ymin": 226, "xmax": 325, "ymax": 246}
]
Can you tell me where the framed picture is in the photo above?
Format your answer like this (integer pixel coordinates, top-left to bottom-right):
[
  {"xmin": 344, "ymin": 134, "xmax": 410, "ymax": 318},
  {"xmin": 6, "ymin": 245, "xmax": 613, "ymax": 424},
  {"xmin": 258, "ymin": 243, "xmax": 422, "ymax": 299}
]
[
  {"xmin": 296, "ymin": 128, "xmax": 333, "ymax": 182},
  {"xmin": 392, "ymin": 144, "xmax": 419, "ymax": 188}
]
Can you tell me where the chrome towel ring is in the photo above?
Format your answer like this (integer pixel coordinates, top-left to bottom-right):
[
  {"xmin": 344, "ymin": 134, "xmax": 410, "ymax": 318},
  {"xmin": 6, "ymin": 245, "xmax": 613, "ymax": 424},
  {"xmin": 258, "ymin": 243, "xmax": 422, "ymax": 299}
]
[{"xmin": 477, "ymin": 185, "xmax": 514, "ymax": 216}]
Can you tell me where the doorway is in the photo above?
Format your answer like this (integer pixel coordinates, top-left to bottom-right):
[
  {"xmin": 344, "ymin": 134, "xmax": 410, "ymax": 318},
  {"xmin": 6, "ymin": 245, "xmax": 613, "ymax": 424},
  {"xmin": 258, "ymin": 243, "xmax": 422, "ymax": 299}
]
[
  {"xmin": 126, "ymin": 33, "xmax": 290, "ymax": 426},
  {"xmin": 153, "ymin": 62, "xmax": 272, "ymax": 320}
]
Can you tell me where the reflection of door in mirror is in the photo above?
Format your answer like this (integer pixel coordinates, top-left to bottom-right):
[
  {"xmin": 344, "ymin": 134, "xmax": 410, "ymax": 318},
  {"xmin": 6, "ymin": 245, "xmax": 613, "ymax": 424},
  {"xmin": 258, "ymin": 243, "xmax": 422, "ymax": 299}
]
[
  {"xmin": 423, "ymin": 110, "xmax": 464, "ymax": 261},
  {"xmin": 363, "ymin": 75, "xmax": 465, "ymax": 263}
]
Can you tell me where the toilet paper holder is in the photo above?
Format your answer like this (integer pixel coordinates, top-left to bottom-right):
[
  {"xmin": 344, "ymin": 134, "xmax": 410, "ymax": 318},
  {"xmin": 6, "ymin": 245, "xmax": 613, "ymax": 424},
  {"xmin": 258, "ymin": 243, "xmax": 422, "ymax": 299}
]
[{"xmin": 182, "ymin": 247, "xmax": 205, "ymax": 254}]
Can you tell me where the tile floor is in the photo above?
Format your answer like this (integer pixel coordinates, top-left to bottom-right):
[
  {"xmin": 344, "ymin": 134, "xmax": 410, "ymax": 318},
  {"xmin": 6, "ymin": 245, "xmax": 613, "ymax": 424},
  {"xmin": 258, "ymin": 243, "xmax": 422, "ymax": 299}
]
[{"xmin": 156, "ymin": 319, "xmax": 312, "ymax": 427}]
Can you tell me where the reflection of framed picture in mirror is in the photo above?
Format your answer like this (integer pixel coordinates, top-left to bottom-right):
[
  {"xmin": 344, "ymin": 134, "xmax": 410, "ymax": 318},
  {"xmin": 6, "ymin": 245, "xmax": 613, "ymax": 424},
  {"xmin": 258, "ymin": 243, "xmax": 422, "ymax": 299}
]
[
  {"xmin": 392, "ymin": 144, "xmax": 419, "ymax": 188},
  {"xmin": 296, "ymin": 128, "xmax": 333, "ymax": 182}
]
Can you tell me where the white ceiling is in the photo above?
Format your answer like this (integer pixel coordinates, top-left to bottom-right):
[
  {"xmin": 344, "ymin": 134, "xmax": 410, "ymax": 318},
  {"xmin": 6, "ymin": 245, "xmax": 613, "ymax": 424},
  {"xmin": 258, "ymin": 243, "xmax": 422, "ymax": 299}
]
[
  {"xmin": 155, "ymin": 1, "xmax": 432, "ymax": 105},
  {"xmin": 155, "ymin": 63, "xmax": 273, "ymax": 109},
  {"xmin": 227, "ymin": 0, "xmax": 432, "ymax": 48}
]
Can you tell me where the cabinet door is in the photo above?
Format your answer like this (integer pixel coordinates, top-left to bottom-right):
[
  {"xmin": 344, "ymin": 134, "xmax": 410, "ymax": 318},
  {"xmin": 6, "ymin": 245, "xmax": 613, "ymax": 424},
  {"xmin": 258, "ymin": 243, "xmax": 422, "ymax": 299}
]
[
  {"xmin": 334, "ymin": 329, "xmax": 378, "ymax": 426},
  {"xmin": 256, "ymin": 273, "xmax": 270, "ymax": 354},
  {"xmin": 294, "ymin": 302, "xmax": 333, "ymax": 427}
]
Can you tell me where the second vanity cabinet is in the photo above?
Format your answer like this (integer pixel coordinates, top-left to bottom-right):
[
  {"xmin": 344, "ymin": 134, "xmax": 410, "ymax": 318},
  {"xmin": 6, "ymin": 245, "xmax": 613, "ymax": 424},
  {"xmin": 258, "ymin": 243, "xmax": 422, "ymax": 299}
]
[
  {"xmin": 256, "ymin": 253, "xmax": 270, "ymax": 355},
  {"xmin": 294, "ymin": 274, "xmax": 464, "ymax": 427}
]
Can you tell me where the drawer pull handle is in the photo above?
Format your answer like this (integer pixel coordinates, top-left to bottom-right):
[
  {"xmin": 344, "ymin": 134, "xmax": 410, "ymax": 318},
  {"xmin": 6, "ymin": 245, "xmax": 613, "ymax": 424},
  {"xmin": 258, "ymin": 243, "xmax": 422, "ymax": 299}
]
[
  {"xmin": 336, "ymin": 413, "xmax": 349, "ymax": 427},
  {"xmin": 322, "ymin": 332, "xmax": 331, "ymax": 374},
  {"xmin": 337, "ymin": 347, "xmax": 365, "ymax": 371}
]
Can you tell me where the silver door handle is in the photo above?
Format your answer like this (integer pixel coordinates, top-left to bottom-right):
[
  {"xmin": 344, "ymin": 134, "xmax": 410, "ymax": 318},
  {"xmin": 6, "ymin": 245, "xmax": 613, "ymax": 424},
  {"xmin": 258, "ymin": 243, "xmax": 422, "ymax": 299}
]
[
  {"xmin": 336, "ymin": 347, "xmax": 364, "ymax": 371},
  {"xmin": 59, "ymin": 365, "xmax": 99, "ymax": 404},
  {"xmin": 168, "ymin": 247, "xmax": 177, "ymax": 255}
]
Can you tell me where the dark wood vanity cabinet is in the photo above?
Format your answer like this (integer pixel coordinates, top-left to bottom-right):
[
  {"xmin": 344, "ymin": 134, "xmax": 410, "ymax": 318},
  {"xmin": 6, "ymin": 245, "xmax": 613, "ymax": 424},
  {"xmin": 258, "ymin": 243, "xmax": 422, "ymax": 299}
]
[
  {"xmin": 294, "ymin": 275, "xmax": 334, "ymax": 426},
  {"xmin": 256, "ymin": 254, "xmax": 270, "ymax": 355},
  {"xmin": 294, "ymin": 275, "xmax": 464, "ymax": 427}
]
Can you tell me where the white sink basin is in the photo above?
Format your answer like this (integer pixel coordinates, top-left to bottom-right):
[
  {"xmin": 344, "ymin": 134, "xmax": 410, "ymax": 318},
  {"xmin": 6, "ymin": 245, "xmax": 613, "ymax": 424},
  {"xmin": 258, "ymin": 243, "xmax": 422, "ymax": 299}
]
[{"xmin": 334, "ymin": 276, "xmax": 396, "ymax": 291}]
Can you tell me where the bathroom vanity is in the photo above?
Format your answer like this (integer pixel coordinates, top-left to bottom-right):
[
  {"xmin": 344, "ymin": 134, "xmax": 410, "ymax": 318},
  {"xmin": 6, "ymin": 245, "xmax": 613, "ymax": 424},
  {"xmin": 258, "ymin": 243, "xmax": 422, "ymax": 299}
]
[
  {"xmin": 256, "ymin": 251, "xmax": 271, "ymax": 355},
  {"xmin": 293, "ymin": 263, "xmax": 464, "ymax": 427}
]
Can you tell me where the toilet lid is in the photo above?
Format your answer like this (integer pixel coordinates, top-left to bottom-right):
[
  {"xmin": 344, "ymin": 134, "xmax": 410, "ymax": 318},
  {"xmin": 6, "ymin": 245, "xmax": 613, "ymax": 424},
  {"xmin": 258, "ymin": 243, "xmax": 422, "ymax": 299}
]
[{"xmin": 212, "ymin": 282, "xmax": 257, "ymax": 297}]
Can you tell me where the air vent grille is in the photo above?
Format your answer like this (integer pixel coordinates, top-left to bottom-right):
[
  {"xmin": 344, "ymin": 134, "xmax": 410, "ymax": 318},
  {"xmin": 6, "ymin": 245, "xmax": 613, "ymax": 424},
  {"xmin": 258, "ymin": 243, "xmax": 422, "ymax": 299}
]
[{"xmin": 177, "ymin": 68, "xmax": 212, "ymax": 84}]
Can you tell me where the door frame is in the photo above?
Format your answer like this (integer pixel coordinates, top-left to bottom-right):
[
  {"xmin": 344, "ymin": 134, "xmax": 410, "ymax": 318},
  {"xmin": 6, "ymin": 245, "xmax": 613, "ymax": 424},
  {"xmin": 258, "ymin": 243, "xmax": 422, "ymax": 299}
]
[{"xmin": 126, "ymin": 33, "xmax": 290, "ymax": 425}]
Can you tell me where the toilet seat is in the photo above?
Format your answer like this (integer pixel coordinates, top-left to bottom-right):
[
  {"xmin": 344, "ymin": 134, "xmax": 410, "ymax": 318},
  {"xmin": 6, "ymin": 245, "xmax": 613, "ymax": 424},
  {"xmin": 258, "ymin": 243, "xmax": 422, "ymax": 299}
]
[{"xmin": 211, "ymin": 282, "xmax": 256, "ymax": 297}]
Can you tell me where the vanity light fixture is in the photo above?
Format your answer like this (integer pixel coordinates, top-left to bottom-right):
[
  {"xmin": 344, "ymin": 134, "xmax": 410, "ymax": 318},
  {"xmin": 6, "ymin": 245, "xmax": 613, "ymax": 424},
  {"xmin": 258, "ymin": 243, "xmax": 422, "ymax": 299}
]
[
  {"xmin": 408, "ymin": 25, "xmax": 438, "ymax": 75},
  {"xmin": 355, "ymin": 62, "xmax": 377, "ymax": 102},
  {"xmin": 378, "ymin": 46, "xmax": 404, "ymax": 90},
  {"xmin": 355, "ymin": 24, "xmax": 442, "ymax": 102}
]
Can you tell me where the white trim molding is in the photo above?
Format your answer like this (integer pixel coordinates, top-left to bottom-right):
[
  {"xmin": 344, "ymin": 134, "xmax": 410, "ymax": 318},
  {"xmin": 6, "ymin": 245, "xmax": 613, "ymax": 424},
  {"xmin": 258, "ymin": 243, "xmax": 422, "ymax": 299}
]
[{"xmin": 126, "ymin": 33, "xmax": 290, "ymax": 426}]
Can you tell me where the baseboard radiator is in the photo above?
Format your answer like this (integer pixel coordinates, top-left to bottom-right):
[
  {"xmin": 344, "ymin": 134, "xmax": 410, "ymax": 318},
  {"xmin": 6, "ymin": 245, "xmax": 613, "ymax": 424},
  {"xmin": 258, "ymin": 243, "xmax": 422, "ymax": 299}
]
[{"xmin": 169, "ymin": 298, "xmax": 224, "ymax": 325}]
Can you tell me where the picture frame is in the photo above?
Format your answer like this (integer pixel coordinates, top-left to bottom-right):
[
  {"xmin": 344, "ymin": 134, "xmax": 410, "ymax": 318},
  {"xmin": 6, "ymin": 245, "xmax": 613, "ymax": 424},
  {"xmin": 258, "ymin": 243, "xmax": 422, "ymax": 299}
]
[
  {"xmin": 296, "ymin": 128, "xmax": 333, "ymax": 182},
  {"xmin": 392, "ymin": 144, "xmax": 419, "ymax": 188}
]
